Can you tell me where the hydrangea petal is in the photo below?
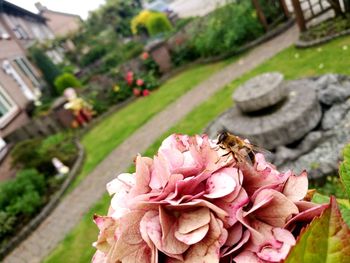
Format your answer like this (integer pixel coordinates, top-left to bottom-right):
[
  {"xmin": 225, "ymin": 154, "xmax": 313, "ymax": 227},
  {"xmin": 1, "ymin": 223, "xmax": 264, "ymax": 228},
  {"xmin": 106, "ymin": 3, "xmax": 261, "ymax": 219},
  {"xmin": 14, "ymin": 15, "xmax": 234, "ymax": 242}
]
[
  {"xmin": 175, "ymin": 224, "xmax": 209, "ymax": 245},
  {"xmin": 204, "ymin": 168, "xmax": 237, "ymax": 199},
  {"xmin": 283, "ymin": 171, "xmax": 308, "ymax": 202},
  {"xmin": 177, "ymin": 207, "xmax": 210, "ymax": 234}
]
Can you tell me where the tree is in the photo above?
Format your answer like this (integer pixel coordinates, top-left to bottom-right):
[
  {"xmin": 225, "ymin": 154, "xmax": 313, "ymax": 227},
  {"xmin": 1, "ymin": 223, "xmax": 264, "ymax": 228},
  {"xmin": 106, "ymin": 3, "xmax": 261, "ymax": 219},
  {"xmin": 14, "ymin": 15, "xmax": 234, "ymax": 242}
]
[{"xmin": 29, "ymin": 47, "xmax": 61, "ymax": 96}]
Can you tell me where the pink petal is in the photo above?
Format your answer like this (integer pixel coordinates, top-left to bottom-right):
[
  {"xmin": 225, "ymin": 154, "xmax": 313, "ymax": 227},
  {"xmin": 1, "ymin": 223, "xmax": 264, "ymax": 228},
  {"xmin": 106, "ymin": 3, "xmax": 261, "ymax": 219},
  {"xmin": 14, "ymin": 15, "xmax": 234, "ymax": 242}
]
[
  {"xmin": 222, "ymin": 230, "xmax": 250, "ymax": 257},
  {"xmin": 183, "ymin": 214, "xmax": 222, "ymax": 262},
  {"xmin": 283, "ymin": 171, "xmax": 308, "ymax": 202},
  {"xmin": 225, "ymin": 223, "xmax": 243, "ymax": 247},
  {"xmin": 92, "ymin": 250, "xmax": 107, "ymax": 263},
  {"xmin": 213, "ymin": 188, "xmax": 249, "ymax": 226},
  {"xmin": 130, "ymin": 156, "xmax": 153, "ymax": 196},
  {"xmin": 257, "ymin": 228, "xmax": 295, "ymax": 262},
  {"xmin": 149, "ymin": 155, "xmax": 170, "ymax": 189},
  {"xmin": 159, "ymin": 148, "xmax": 184, "ymax": 171},
  {"xmin": 140, "ymin": 210, "xmax": 159, "ymax": 249},
  {"xmin": 250, "ymin": 189, "xmax": 299, "ymax": 227},
  {"xmin": 204, "ymin": 168, "xmax": 237, "ymax": 199},
  {"xmin": 175, "ymin": 224, "xmax": 209, "ymax": 245},
  {"xmin": 106, "ymin": 173, "xmax": 134, "ymax": 195},
  {"xmin": 285, "ymin": 203, "xmax": 329, "ymax": 229},
  {"xmin": 159, "ymin": 206, "xmax": 189, "ymax": 255},
  {"xmin": 234, "ymin": 251, "xmax": 262, "ymax": 263},
  {"xmin": 239, "ymin": 155, "xmax": 290, "ymax": 196},
  {"xmin": 167, "ymin": 199, "xmax": 228, "ymax": 218},
  {"xmin": 177, "ymin": 207, "xmax": 211, "ymax": 234}
]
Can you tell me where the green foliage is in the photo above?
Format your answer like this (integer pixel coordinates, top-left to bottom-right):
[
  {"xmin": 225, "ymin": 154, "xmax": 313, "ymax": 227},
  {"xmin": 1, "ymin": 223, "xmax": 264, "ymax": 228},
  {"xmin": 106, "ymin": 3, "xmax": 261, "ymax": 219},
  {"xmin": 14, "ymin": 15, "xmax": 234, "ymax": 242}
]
[
  {"xmin": 0, "ymin": 169, "xmax": 45, "ymax": 241},
  {"xmin": 11, "ymin": 133, "xmax": 77, "ymax": 176},
  {"xmin": 189, "ymin": 1, "xmax": 264, "ymax": 57},
  {"xmin": 146, "ymin": 12, "xmax": 173, "ymax": 36},
  {"xmin": 340, "ymin": 144, "xmax": 350, "ymax": 200},
  {"xmin": 54, "ymin": 73, "xmax": 82, "ymax": 94},
  {"xmin": 300, "ymin": 15, "xmax": 350, "ymax": 42},
  {"xmin": 0, "ymin": 212, "xmax": 16, "ymax": 237},
  {"xmin": 285, "ymin": 197, "xmax": 350, "ymax": 262},
  {"xmin": 81, "ymin": 46, "xmax": 107, "ymax": 67},
  {"xmin": 171, "ymin": 44, "xmax": 200, "ymax": 67},
  {"xmin": 0, "ymin": 169, "xmax": 45, "ymax": 215},
  {"xmin": 121, "ymin": 41, "xmax": 144, "ymax": 60},
  {"xmin": 132, "ymin": 10, "xmax": 172, "ymax": 36},
  {"xmin": 29, "ymin": 47, "xmax": 61, "ymax": 94},
  {"xmin": 258, "ymin": 0, "xmax": 285, "ymax": 24}
]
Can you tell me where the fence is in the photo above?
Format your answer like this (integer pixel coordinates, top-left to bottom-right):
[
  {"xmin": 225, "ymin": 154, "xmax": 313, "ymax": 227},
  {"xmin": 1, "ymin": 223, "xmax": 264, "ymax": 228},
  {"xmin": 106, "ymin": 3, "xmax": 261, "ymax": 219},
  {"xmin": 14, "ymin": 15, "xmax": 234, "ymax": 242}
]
[{"xmin": 292, "ymin": 0, "xmax": 349, "ymax": 31}]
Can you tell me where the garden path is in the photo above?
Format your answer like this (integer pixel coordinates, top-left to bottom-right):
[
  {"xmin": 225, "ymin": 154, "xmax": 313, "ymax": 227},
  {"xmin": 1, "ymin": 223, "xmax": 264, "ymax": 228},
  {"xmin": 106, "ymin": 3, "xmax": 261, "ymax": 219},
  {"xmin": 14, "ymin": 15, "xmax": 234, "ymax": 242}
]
[{"xmin": 4, "ymin": 25, "xmax": 298, "ymax": 263}]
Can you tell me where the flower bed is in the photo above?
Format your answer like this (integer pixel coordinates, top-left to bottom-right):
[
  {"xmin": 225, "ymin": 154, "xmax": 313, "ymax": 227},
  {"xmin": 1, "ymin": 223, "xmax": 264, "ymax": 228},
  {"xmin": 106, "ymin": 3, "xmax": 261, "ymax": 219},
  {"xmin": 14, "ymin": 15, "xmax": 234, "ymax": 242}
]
[
  {"xmin": 296, "ymin": 15, "xmax": 350, "ymax": 48},
  {"xmin": 0, "ymin": 135, "xmax": 83, "ymax": 259}
]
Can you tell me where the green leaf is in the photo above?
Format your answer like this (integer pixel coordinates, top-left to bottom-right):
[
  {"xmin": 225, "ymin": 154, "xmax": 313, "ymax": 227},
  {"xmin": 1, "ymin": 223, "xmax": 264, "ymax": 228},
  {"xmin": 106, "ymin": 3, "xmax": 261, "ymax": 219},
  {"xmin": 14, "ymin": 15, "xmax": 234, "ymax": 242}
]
[
  {"xmin": 285, "ymin": 197, "xmax": 350, "ymax": 263},
  {"xmin": 312, "ymin": 193, "xmax": 350, "ymax": 228},
  {"xmin": 339, "ymin": 144, "xmax": 350, "ymax": 201}
]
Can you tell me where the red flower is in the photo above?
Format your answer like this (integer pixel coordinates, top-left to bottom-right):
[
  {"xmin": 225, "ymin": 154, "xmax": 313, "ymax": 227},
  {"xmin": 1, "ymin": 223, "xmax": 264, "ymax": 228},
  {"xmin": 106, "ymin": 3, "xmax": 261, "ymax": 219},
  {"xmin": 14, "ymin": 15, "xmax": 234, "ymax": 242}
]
[
  {"xmin": 133, "ymin": 88, "xmax": 141, "ymax": 97},
  {"xmin": 142, "ymin": 89, "xmax": 150, "ymax": 96},
  {"xmin": 141, "ymin": 52, "xmax": 149, "ymax": 60},
  {"xmin": 125, "ymin": 71, "xmax": 134, "ymax": 86},
  {"xmin": 136, "ymin": 79, "xmax": 144, "ymax": 86}
]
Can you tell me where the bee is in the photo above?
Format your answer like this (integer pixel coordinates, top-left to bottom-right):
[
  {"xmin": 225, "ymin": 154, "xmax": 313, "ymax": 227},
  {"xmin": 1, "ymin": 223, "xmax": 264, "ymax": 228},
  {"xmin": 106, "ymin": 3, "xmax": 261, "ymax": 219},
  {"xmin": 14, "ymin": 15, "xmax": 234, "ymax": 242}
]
[{"xmin": 217, "ymin": 131, "xmax": 266, "ymax": 163}]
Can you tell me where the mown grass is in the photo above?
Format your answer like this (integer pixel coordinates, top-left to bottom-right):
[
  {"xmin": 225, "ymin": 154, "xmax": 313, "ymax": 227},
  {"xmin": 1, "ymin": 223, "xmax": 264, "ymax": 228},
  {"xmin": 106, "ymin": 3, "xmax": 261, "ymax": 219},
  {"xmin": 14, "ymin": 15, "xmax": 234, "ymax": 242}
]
[
  {"xmin": 45, "ymin": 35, "xmax": 350, "ymax": 263},
  {"xmin": 69, "ymin": 59, "xmax": 234, "ymax": 190}
]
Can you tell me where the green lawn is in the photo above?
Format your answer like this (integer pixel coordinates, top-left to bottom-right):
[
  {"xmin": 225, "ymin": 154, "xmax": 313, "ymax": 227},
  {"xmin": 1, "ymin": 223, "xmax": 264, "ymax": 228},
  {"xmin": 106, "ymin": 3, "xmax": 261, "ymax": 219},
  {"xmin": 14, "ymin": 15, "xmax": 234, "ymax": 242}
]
[
  {"xmin": 44, "ymin": 35, "xmax": 350, "ymax": 263},
  {"xmin": 69, "ymin": 59, "xmax": 234, "ymax": 190}
]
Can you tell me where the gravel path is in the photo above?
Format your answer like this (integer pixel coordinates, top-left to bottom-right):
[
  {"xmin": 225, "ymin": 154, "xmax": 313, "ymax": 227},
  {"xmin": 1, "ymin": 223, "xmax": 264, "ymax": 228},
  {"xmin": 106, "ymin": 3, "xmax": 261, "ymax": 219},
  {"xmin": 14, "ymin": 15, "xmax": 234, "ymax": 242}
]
[{"xmin": 3, "ymin": 25, "xmax": 298, "ymax": 263}]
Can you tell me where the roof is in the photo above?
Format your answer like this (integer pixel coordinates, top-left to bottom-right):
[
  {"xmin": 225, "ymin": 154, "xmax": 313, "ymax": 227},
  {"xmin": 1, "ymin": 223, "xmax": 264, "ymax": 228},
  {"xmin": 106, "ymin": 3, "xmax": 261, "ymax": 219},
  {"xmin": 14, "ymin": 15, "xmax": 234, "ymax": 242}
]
[
  {"xmin": 0, "ymin": 1, "xmax": 46, "ymax": 23},
  {"xmin": 40, "ymin": 9, "xmax": 82, "ymax": 21}
]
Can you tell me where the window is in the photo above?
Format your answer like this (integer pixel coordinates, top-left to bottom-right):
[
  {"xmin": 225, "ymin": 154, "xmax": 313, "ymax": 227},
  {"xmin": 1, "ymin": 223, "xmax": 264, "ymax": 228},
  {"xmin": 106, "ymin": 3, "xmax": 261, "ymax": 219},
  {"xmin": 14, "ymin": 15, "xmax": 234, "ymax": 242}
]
[
  {"xmin": 0, "ymin": 24, "xmax": 10, "ymax": 40},
  {"xmin": 13, "ymin": 57, "xmax": 40, "ymax": 88},
  {"xmin": 0, "ymin": 84, "xmax": 18, "ymax": 127},
  {"xmin": 13, "ymin": 25, "xmax": 29, "ymax": 39}
]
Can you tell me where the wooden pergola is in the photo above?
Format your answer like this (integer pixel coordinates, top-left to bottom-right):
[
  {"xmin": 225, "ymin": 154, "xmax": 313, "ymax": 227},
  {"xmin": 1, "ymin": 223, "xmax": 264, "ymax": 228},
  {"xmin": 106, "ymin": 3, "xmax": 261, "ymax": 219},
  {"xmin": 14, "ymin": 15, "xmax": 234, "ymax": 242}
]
[
  {"xmin": 251, "ymin": 0, "xmax": 290, "ymax": 31},
  {"xmin": 290, "ymin": 0, "xmax": 348, "ymax": 32}
]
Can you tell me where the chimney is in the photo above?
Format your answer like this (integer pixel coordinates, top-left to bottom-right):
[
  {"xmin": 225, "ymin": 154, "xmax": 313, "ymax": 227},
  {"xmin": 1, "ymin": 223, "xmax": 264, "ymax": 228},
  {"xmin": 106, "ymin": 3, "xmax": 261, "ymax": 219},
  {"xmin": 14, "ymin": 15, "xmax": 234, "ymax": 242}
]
[{"xmin": 35, "ymin": 2, "xmax": 47, "ymax": 12}]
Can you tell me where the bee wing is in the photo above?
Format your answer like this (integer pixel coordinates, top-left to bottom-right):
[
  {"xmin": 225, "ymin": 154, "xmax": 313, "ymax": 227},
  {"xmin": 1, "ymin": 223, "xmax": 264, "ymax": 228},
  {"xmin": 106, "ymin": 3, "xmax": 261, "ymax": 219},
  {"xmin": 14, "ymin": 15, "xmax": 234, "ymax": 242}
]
[{"xmin": 250, "ymin": 144, "xmax": 272, "ymax": 155}]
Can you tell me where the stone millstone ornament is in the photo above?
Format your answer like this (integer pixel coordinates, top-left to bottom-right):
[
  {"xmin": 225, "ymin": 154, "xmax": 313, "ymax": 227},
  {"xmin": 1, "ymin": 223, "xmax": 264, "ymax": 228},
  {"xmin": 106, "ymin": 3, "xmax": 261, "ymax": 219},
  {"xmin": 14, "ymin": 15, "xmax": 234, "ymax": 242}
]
[
  {"xmin": 207, "ymin": 72, "xmax": 322, "ymax": 150},
  {"xmin": 233, "ymin": 72, "xmax": 285, "ymax": 113},
  {"xmin": 206, "ymin": 73, "xmax": 350, "ymax": 181}
]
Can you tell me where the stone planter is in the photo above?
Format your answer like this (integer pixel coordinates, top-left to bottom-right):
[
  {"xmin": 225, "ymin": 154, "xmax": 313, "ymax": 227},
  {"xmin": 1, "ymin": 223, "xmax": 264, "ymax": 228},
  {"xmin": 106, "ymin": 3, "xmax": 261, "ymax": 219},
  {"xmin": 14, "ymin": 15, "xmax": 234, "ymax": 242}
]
[{"xmin": 145, "ymin": 39, "xmax": 172, "ymax": 73}]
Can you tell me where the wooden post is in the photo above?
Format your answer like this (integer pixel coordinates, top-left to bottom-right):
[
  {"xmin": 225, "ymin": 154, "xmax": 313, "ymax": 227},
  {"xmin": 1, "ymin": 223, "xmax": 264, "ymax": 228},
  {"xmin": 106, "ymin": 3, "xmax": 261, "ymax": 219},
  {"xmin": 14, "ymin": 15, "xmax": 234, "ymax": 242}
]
[
  {"xmin": 291, "ymin": 0, "xmax": 307, "ymax": 32},
  {"xmin": 251, "ymin": 0, "xmax": 269, "ymax": 31},
  {"xmin": 279, "ymin": 0, "xmax": 290, "ymax": 18}
]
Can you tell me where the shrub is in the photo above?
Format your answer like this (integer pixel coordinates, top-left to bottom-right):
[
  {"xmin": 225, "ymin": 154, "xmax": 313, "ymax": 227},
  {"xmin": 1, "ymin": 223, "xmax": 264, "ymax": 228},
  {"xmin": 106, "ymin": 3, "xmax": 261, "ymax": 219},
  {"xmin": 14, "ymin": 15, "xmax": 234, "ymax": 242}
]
[
  {"xmin": 121, "ymin": 41, "xmax": 144, "ymax": 60},
  {"xmin": 54, "ymin": 73, "xmax": 82, "ymax": 94},
  {"xmin": 81, "ymin": 46, "xmax": 107, "ymax": 66},
  {"xmin": 189, "ymin": 1, "xmax": 264, "ymax": 57},
  {"xmin": 29, "ymin": 47, "xmax": 61, "ymax": 95},
  {"xmin": 0, "ymin": 169, "xmax": 45, "ymax": 216},
  {"xmin": 0, "ymin": 169, "xmax": 45, "ymax": 241},
  {"xmin": 0, "ymin": 212, "xmax": 16, "ymax": 238},
  {"xmin": 131, "ymin": 10, "xmax": 172, "ymax": 36},
  {"xmin": 146, "ymin": 12, "xmax": 173, "ymax": 36},
  {"xmin": 11, "ymin": 133, "xmax": 78, "ymax": 176}
]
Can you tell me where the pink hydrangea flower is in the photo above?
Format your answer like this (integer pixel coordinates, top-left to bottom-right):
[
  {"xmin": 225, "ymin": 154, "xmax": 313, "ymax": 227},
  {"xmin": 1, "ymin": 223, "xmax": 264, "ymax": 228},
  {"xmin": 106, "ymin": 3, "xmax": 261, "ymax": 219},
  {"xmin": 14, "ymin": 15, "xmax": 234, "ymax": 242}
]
[
  {"xmin": 125, "ymin": 71, "xmax": 134, "ymax": 86},
  {"xmin": 142, "ymin": 52, "xmax": 150, "ymax": 60},
  {"xmin": 143, "ymin": 89, "xmax": 150, "ymax": 96},
  {"xmin": 93, "ymin": 134, "xmax": 327, "ymax": 263},
  {"xmin": 133, "ymin": 88, "xmax": 141, "ymax": 97},
  {"xmin": 137, "ymin": 79, "xmax": 144, "ymax": 86}
]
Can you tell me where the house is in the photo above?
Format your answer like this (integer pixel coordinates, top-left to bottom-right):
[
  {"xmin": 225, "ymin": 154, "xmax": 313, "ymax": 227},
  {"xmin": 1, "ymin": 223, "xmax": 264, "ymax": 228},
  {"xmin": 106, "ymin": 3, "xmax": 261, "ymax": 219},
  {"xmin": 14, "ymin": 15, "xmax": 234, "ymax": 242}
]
[
  {"xmin": 35, "ymin": 2, "xmax": 81, "ymax": 37},
  {"xmin": 0, "ymin": 1, "xmax": 53, "ymax": 149}
]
